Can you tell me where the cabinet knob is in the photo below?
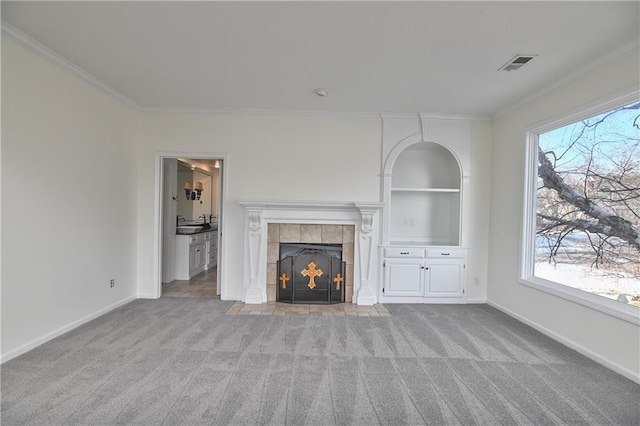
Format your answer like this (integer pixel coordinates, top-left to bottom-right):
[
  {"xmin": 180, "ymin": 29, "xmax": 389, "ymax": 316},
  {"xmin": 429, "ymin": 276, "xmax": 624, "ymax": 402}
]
[
  {"xmin": 441, "ymin": 253, "xmax": 450, "ymax": 256},
  {"xmin": 400, "ymin": 252, "xmax": 409, "ymax": 255}
]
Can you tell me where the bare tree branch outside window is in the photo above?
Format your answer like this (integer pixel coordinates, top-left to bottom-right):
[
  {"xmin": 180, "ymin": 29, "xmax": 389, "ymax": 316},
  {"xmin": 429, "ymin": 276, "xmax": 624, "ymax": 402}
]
[{"xmin": 536, "ymin": 101, "xmax": 640, "ymax": 306}]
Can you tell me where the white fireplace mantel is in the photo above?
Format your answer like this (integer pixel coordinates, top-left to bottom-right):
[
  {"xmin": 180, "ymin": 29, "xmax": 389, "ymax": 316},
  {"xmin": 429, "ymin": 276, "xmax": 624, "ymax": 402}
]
[{"xmin": 239, "ymin": 200, "xmax": 384, "ymax": 305}]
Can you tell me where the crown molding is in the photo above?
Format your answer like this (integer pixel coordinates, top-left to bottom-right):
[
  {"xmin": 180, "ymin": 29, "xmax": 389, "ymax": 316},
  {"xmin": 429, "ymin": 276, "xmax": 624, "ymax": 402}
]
[
  {"xmin": 142, "ymin": 107, "xmax": 493, "ymax": 122},
  {"xmin": 139, "ymin": 105, "xmax": 382, "ymax": 119},
  {"xmin": 380, "ymin": 111, "xmax": 491, "ymax": 122},
  {"xmin": 494, "ymin": 37, "xmax": 640, "ymax": 119},
  {"xmin": 1, "ymin": 20, "xmax": 141, "ymax": 110}
]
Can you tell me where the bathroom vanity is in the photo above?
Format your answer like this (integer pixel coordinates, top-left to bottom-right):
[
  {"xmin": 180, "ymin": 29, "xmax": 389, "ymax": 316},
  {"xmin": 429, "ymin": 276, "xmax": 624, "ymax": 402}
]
[{"xmin": 175, "ymin": 227, "xmax": 218, "ymax": 280}]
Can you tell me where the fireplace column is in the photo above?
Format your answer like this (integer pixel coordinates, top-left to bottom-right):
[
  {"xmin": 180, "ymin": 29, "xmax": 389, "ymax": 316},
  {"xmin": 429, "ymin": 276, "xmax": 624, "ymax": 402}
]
[
  {"xmin": 354, "ymin": 203, "xmax": 381, "ymax": 305},
  {"xmin": 243, "ymin": 206, "xmax": 266, "ymax": 304}
]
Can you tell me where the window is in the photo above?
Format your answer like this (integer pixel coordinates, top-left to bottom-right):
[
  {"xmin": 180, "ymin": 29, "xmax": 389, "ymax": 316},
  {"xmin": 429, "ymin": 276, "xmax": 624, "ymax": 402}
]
[{"xmin": 521, "ymin": 94, "xmax": 640, "ymax": 323}]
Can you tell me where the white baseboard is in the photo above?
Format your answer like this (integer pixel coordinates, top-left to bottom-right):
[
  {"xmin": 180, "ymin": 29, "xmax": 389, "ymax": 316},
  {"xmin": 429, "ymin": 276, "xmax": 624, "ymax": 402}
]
[
  {"xmin": 221, "ymin": 292, "xmax": 243, "ymax": 301},
  {"xmin": 487, "ymin": 300, "xmax": 640, "ymax": 384},
  {"xmin": 137, "ymin": 293, "xmax": 160, "ymax": 299},
  {"xmin": 1, "ymin": 295, "xmax": 136, "ymax": 364},
  {"xmin": 466, "ymin": 298, "xmax": 487, "ymax": 304}
]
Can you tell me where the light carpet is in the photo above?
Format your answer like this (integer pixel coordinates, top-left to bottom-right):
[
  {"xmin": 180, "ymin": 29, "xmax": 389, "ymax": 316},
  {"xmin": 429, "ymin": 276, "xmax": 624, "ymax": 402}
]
[{"xmin": 2, "ymin": 299, "xmax": 638, "ymax": 425}]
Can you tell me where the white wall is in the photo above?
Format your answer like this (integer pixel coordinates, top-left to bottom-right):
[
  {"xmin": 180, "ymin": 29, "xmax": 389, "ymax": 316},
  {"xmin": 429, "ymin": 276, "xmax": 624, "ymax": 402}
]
[
  {"xmin": 137, "ymin": 113, "xmax": 383, "ymax": 300},
  {"xmin": 467, "ymin": 121, "xmax": 493, "ymax": 302},
  {"xmin": 488, "ymin": 48, "xmax": 640, "ymax": 381},
  {"xmin": 137, "ymin": 112, "xmax": 494, "ymax": 304},
  {"xmin": 1, "ymin": 37, "xmax": 140, "ymax": 360}
]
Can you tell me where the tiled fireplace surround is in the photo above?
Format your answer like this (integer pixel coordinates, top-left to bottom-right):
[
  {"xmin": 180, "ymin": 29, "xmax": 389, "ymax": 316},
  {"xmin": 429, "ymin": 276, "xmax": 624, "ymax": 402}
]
[
  {"xmin": 239, "ymin": 201, "xmax": 383, "ymax": 305},
  {"xmin": 267, "ymin": 224, "xmax": 355, "ymax": 302}
]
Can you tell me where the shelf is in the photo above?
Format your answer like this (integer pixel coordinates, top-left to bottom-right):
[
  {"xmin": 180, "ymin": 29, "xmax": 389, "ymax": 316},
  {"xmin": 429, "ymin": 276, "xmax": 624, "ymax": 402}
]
[{"xmin": 391, "ymin": 188, "xmax": 460, "ymax": 193}]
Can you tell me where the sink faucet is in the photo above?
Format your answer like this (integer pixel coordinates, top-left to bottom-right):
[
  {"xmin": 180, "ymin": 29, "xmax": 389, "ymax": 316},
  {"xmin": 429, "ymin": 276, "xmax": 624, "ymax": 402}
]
[
  {"xmin": 199, "ymin": 214, "xmax": 208, "ymax": 223},
  {"xmin": 176, "ymin": 215, "xmax": 186, "ymax": 226}
]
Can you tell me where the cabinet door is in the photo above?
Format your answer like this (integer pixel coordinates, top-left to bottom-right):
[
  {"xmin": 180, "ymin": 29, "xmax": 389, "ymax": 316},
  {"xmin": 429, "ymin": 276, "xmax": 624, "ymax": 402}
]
[
  {"xmin": 426, "ymin": 263, "xmax": 463, "ymax": 297},
  {"xmin": 189, "ymin": 245, "xmax": 199, "ymax": 273},
  {"xmin": 383, "ymin": 259, "xmax": 424, "ymax": 297},
  {"xmin": 204, "ymin": 240, "xmax": 211, "ymax": 268},
  {"xmin": 209, "ymin": 237, "xmax": 217, "ymax": 268},
  {"xmin": 195, "ymin": 244, "xmax": 206, "ymax": 270}
]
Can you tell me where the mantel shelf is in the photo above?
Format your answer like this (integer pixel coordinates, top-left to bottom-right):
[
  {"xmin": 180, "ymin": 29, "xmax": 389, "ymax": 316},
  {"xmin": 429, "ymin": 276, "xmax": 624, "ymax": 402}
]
[{"xmin": 391, "ymin": 187, "xmax": 460, "ymax": 193}]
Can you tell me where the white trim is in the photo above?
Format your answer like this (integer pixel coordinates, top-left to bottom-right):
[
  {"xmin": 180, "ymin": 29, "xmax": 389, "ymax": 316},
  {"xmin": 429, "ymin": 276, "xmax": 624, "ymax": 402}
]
[
  {"xmin": 141, "ymin": 107, "xmax": 493, "ymax": 122},
  {"xmin": 495, "ymin": 37, "xmax": 640, "ymax": 119},
  {"xmin": 520, "ymin": 91, "xmax": 640, "ymax": 325},
  {"xmin": 1, "ymin": 21, "xmax": 141, "ymax": 110},
  {"xmin": 136, "ymin": 293, "xmax": 157, "ymax": 299},
  {"xmin": 519, "ymin": 131, "xmax": 539, "ymax": 284},
  {"xmin": 379, "ymin": 296, "xmax": 468, "ymax": 304},
  {"xmin": 520, "ymin": 276, "xmax": 640, "ymax": 325},
  {"xmin": 465, "ymin": 298, "xmax": 487, "ymax": 304},
  {"xmin": 526, "ymin": 88, "xmax": 640, "ymax": 134},
  {"xmin": 1, "ymin": 296, "xmax": 136, "ymax": 363},
  {"xmin": 379, "ymin": 112, "xmax": 489, "ymax": 122},
  {"xmin": 488, "ymin": 300, "xmax": 640, "ymax": 384},
  {"xmin": 141, "ymin": 106, "xmax": 381, "ymax": 119}
]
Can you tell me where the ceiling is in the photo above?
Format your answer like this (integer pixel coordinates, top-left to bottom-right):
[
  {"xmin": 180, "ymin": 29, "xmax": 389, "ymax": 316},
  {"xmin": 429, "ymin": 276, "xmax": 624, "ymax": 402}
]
[
  {"xmin": 2, "ymin": 1, "xmax": 639, "ymax": 117},
  {"xmin": 178, "ymin": 158, "xmax": 221, "ymax": 174}
]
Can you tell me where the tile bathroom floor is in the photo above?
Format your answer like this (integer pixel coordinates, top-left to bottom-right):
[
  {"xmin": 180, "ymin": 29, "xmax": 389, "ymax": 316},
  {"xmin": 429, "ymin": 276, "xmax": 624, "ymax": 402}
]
[{"xmin": 162, "ymin": 267, "xmax": 219, "ymax": 298}]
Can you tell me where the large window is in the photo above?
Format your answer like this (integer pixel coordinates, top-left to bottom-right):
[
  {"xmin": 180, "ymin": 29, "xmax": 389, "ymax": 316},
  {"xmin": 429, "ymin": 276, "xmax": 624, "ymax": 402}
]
[{"xmin": 522, "ymin": 94, "xmax": 640, "ymax": 323}]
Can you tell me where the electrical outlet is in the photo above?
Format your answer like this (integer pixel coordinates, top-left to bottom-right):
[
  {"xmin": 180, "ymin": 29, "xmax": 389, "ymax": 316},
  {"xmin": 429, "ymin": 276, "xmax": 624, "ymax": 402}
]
[
  {"xmin": 110, "ymin": 279, "xmax": 115, "ymax": 288},
  {"xmin": 474, "ymin": 277, "xmax": 480, "ymax": 286}
]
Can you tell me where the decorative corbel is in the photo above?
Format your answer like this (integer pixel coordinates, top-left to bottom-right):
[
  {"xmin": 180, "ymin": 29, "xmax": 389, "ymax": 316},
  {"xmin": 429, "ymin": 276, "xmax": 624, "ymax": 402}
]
[
  {"xmin": 360, "ymin": 212, "xmax": 374, "ymax": 234},
  {"xmin": 248, "ymin": 210, "xmax": 262, "ymax": 234}
]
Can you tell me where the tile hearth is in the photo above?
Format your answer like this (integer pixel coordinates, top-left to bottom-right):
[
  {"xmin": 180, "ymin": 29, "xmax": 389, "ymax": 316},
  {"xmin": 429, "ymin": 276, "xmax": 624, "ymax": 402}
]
[{"xmin": 225, "ymin": 302, "xmax": 391, "ymax": 317}]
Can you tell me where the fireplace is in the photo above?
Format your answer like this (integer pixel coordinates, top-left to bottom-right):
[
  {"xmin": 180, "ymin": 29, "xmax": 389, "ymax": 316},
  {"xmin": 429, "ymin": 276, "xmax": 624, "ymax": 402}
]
[
  {"xmin": 277, "ymin": 243, "xmax": 345, "ymax": 304},
  {"xmin": 239, "ymin": 201, "xmax": 383, "ymax": 305},
  {"xmin": 268, "ymin": 224, "xmax": 354, "ymax": 302}
]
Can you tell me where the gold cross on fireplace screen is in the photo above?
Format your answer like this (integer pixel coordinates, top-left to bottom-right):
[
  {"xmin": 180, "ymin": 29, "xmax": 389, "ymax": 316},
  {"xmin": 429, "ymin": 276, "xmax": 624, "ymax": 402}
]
[
  {"xmin": 301, "ymin": 261, "xmax": 322, "ymax": 289},
  {"xmin": 277, "ymin": 244, "xmax": 345, "ymax": 304}
]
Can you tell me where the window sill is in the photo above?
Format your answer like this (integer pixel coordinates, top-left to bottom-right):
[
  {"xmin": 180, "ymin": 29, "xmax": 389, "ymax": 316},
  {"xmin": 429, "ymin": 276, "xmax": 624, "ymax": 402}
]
[{"xmin": 519, "ymin": 276, "xmax": 640, "ymax": 325}]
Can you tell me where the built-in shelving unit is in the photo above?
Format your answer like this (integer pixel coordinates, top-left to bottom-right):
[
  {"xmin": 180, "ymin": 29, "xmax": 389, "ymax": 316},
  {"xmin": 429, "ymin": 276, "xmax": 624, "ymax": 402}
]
[{"xmin": 379, "ymin": 114, "xmax": 471, "ymax": 304}]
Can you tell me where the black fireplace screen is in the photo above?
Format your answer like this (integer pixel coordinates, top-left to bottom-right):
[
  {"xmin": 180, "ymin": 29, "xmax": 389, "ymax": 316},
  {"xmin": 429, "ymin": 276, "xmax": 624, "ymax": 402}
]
[{"xmin": 277, "ymin": 243, "xmax": 345, "ymax": 304}]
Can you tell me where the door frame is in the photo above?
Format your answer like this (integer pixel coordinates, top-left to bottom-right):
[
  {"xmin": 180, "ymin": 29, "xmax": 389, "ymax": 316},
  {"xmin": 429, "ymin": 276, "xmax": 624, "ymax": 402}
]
[{"xmin": 153, "ymin": 151, "xmax": 229, "ymax": 299}]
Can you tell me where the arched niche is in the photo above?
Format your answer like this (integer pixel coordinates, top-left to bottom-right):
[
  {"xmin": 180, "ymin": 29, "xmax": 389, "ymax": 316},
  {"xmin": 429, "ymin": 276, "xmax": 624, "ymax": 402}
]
[{"xmin": 382, "ymin": 136, "xmax": 464, "ymax": 246}]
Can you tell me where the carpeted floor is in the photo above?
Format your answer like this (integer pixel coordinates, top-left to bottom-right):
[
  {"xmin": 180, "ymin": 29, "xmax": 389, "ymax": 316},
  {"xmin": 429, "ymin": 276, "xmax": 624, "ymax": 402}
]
[{"xmin": 2, "ymin": 299, "xmax": 638, "ymax": 425}]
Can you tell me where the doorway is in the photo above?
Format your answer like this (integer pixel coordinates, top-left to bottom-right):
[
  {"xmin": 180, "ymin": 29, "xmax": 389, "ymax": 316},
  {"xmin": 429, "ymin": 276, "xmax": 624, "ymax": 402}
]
[{"xmin": 155, "ymin": 153, "xmax": 226, "ymax": 300}]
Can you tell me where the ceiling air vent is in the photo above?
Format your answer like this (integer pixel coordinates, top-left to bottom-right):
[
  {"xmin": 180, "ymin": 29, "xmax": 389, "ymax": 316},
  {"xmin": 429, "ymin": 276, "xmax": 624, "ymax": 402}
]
[{"xmin": 499, "ymin": 54, "xmax": 537, "ymax": 72}]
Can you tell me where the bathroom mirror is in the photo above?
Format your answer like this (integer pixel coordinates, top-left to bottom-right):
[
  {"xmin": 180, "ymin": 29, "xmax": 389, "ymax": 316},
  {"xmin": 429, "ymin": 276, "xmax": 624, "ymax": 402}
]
[{"xmin": 177, "ymin": 160, "xmax": 219, "ymax": 222}]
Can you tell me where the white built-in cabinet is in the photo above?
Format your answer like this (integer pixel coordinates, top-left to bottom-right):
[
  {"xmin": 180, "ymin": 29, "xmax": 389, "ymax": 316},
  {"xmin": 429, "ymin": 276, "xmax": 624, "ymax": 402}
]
[
  {"xmin": 383, "ymin": 248, "xmax": 465, "ymax": 299},
  {"xmin": 175, "ymin": 230, "xmax": 217, "ymax": 280},
  {"xmin": 380, "ymin": 115, "xmax": 470, "ymax": 304}
]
